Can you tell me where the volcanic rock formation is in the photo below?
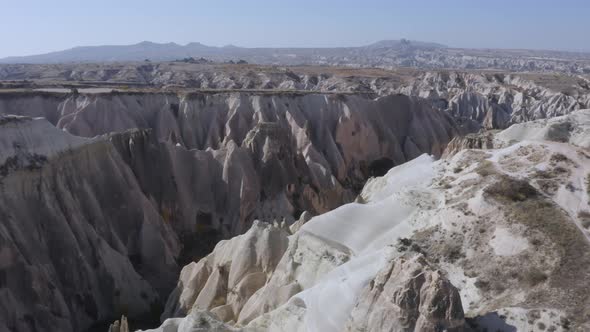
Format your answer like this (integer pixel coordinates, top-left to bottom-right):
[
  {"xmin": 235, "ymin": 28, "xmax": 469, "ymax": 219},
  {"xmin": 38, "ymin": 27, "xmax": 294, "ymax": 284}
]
[
  {"xmin": 0, "ymin": 117, "xmax": 179, "ymax": 331},
  {"xmin": 344, "ymin": 255, "xmax": 465, "ymax": 332},
  {"xmin": 0, "ymin": 91, "xmax": 459, "ymax": 233},
  {"xmin": 3, "ymin": 66, "xmax": 588, "ymax": 131},
  {"xmin": 398, "ymin": 72, "xmax": 590, "ymax": 129},
  {"xmin": 148, "ymin": 110, "xmax": 590, "ymax": 332},
  {"xmin": 0, "ymin": 91, "xmax": 459, "ymax": 331}
]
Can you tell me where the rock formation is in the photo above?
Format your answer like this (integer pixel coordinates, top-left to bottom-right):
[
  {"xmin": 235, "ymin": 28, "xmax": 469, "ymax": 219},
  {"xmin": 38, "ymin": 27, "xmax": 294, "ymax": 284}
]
[
  {"xmin": 3, "ymin": 66, "xmax": 588, "ymax": 131},
  {"xmin": 161, "ymin": 221, "xmax": 290, "ymax": 322},
  {"xmin": 3, "ymin": 77, "xmax": 588, "ymax": 332},
  {"xmin": 344, "ymin": 255, "xmax": 465, "ymax": 332},
  {"xmin": 398, "ymin": 72, "xmax": 590, "ymax": 129},
  {"xmin": 149, "ymin": 109, "xmax": 590, "ymax": 332},
  {"xmin": 108, "ymin": 316, "xmax": 129, "ymax": 332},
  {"xmin": 0, "ymin": 91, "xmax": 460, "ymax": 331},
  {"xmin": 0, "ymin": 91, "xmax": 460, "ymax": 234},
  {"xmin": 0, "ymin": 116, "xmax": 179, "ymax": 332}
]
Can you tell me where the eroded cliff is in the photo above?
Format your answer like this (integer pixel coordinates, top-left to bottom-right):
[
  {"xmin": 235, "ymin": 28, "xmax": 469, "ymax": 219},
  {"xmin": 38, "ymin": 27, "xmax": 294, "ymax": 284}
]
[{"xmin": 0, "ymin": 91, "xmax": 460, "ymax": 331}]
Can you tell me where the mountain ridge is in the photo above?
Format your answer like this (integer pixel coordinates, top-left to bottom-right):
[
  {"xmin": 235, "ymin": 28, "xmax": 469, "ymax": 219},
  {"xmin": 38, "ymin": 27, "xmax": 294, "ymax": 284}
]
[
  {"xmin": 2, "ymin": 39, "xmax": 590, "ymax": 74},
  {"xmin": 0, "ymin": 39, "xmax": 440, "ymax": 63}
]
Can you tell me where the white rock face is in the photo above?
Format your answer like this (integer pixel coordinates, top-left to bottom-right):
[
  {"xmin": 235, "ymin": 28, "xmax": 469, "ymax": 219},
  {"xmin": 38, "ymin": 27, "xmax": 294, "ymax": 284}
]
[
  {"xmin": 398, "ymin": 72, "xmax": 590, "ymax": 129},
  {"xmin": 496, "ymin": 109, "xmax": 590, "ymax": 148},
  {"xmin": 149, "ymin": 109, "xmax": 590, "ymax": 332},
  {"xmin": 488, "ymin": 227, "xmax": 529, "ymax": 256},
  {"xmin": 444, "ymin": 109, "xmax": 590, "ymax": 157},
  {"xmin": 108, "ymin": 316, "xmax": 130, "ymax": 332},
  {"xmin": 161, "ymin": 221, "xmax": 290, "ymax": 322},
  {"xmin": 345, "ymin": 255, "xmax": 465, "ymax": 332}
]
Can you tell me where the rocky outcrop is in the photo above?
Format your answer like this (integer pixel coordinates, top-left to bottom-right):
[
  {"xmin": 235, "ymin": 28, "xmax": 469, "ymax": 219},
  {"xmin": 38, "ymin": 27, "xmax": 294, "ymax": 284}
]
[
  {"xmin": 496, "ymin": 109, "xmax": 590, "ymax": 148},
  {"xmin": 345, "ymin": 255, "xmax": 465, "ymax": 332},
  {"xmin": 152, "ymin": 254, "xmax": 467, "ymax": 332},
  {"xmin": 289, "ymin": 211, "xmax": 312, "ymax": 233},
  {"xmin": 161, "ymin": 221, "xmax": 290, "ymax": 323},
  {"xmin": 398, "ymin": 72, "xmax": 590, "ymax": 129},
  {"xmin": 142, "ymin": 310, "xmax": 238, "ymax": 332},
  {"xmin": 442, "ymin": 131, "xmax": 498, "ymax": 158},
  {"xmin": 447, "ymin": 91, "xmax": 511, "ymax": 129},
  {"xmin": 108, "ymin": 316, "xmax": 129, "ymax": 332},
  {"xmin": 444, "ymin": 109, "xmax": 590, "ymax": 157},
  {"xmin": 0, "ymin": 117, "xmax": 179, "ymax": 332},
  {"xmin": 237, "ymin": 228, "xmax": 353, "ymax": 326}
]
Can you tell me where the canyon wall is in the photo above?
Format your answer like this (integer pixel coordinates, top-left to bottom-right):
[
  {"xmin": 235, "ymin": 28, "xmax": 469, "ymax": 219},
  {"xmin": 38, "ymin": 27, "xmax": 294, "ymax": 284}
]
[{"xmin": 0, "ymin": 91, "xmax": 460, "ymax": 331}]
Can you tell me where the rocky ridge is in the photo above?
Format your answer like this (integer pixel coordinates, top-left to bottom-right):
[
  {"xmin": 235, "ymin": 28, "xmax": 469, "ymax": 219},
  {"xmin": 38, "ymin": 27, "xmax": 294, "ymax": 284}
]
[
  {"xmin": 0, "ymin": 91, "xmax": 459, "ymax": 233},
  {"xmin": 2, "ymin": 65, "xmax": 588, "ymax": 130},
  {"xmin": 146, "ymin": 110, "xmax": 590, "ymax": 332},
  {"xmin": 397, "ymin": 71, "xmax": 590, "ymax": 129},
  {"xmin": 0, "ymin": 117, "xmax": 179, "ymax": 331}
]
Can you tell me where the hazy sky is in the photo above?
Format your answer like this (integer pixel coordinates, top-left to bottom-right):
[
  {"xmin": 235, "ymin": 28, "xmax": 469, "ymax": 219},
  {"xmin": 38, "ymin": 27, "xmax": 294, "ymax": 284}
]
[{"xmin": 2, "ymin": 0, "xmax": 590, "ymax": 58}]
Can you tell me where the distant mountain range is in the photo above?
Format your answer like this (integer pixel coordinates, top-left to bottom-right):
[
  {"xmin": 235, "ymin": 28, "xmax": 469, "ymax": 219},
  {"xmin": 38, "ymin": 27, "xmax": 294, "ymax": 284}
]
[
  {"xmin": 2, "ymin": 39, "xmax": 590, "ymax": 74},
  {"xmin": 0, "ymin": 40, "xmax": 446, "ymax": 64}
]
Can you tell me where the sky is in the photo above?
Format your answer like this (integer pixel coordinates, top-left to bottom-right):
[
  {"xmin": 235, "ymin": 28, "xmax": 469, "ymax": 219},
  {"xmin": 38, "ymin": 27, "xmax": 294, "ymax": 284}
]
[{"xmin": 1, "ymin": 0, "xmax": 590, "ymax": 58}]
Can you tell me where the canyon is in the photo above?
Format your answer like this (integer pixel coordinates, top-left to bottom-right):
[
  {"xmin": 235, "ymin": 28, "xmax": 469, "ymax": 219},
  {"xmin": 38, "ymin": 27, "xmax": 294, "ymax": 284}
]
[
  {"xmin": 2, "ymin": 64, "xmax": 589, "ymax": 131},
  {"xmin": 140, "ymin": 109, "xmax": 590, "ymax": 332},
  {"xmin": 0, "ymin": 63, "xmax": 589, "ymax": 332},
  {"xmin": 0, "ymin": 90, "xmax": 458, "ymax": 331}
]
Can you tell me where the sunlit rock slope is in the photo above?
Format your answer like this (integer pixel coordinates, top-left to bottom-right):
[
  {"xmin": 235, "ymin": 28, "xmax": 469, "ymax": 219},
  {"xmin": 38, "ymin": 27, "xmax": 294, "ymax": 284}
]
[{"xmin": 150, "ymin": 110, "xmax": 590, "ymax": 332}]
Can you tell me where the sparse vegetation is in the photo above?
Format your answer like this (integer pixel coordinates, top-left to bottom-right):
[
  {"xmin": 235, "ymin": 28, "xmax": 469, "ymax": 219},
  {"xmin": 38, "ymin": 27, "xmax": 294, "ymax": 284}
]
[
  {"xmin": 484, "ymin": 175, "xmax": 538, "ymax": 202},
  {"xmin": 475, "ymin": 160, "xmax": 496, "ymax": 177},
  {"xmin": 442, "ymin": 243, "xmax": 464, "ymax": 263},
  {"xmin": 175, "ymin": 56, "xmax": 212, "ymax": 64},
  {"xmin": 499, "ymin": 187, "xmax": 590, "ymax": 322},
  {"xmin": 474, "ymin": 279, "xmax": 490, "ymax": 291},
  {"xmin": 527, "ymin": 309, "xmax": 542, "ymax": 322},
  {"xmin": 534, "ymin": 165, "xmax": 570, "ymax": 180},
  {"xmin": 579, "ymin": 210, "xmax": 590, "ymax": 228},
  {"xmin": 545, "ymin": 121, "xmax": 572, "ymax": 143},
  {"xmin": 536, "ymin": 179, "xmax": 559, "ymax": 195},
  {"xmin": 396, "ymin": 238, "xmax": 413, "ymax": 252},
  {"xmin": 523, "ymin": 267, "xmax": 548, "ymax": 286},
  {"xmin": 549, "ymin": 153, "xmax": 570, "ymax": 164},
  {"xmin": 560, "ymin": 317, "xmax": 571, "ymax": 330}
]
